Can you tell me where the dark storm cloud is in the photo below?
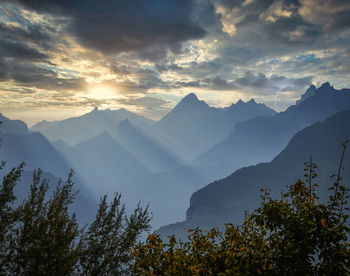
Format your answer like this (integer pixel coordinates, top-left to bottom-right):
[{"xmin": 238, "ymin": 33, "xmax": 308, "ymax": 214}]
[
  {"xmin": 0, "ymin": 60, "xmax": 84, "ymax": 91},
  {"xmin": 299, "ymin": 0, "xmax": 350, "ymax": 32},
  {"xmin": 173, "ymin": 76, "xmax": 236, "ymax": 90},
  {"xmin": 11, "ymin": 0, "xmax": 206, "ymax": 55},
  {"xmin": 0, "ymin": 23, "xmax": 51, "ymax": 45},
  {"xmin": 0, "ymin": 40, "xmax": 48, "ymax": 61},
  {"xmin": 173, "ymin": 72, "xmax": 311, "ymax": 94},
  {"xmin": 0, "ymin": 59, "xmax": 8, "ymax": 81},
  {"xmin": 235, "ymin": 71, "xmax": 313, "ymax": 95},
  {"xmin": 175, "ymin": 80, "xmax": 202, "ymax": 88}
]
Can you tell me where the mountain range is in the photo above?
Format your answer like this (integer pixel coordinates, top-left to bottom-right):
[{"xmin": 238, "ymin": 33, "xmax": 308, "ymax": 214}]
[
  {"xmin": 195, "ymin": 82, "xmax": 350, "ymax": 178},
  {"xmin": 1, "ymin": 82, "xmax": 350, "ymax": 232},
  {"xmin": 158, "ymin": 109, "xmax": 350, "ymax": 240},
  {"xmin": 0, "ymin": 113, "xmax": 96, "ymax": 225},
  {"xmin": 157, "ymin": 93, "xmax": 276, "ymax": 160}
]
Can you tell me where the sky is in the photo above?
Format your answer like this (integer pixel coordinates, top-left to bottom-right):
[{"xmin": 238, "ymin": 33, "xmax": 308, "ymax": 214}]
[{"xmin": 0, "ymin": 0, "xmax": 350, "ymax": 126}]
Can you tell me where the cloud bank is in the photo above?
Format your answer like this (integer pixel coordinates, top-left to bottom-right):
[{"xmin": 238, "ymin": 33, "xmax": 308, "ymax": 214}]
[{"xmin": 1, "ymin": 0, "xmax": 350, "ymax": 124}]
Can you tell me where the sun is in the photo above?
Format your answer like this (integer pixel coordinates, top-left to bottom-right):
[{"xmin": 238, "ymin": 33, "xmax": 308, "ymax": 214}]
[{"xmin": 89, "ymin": 85, "xmax": 116, "ymax": 100}]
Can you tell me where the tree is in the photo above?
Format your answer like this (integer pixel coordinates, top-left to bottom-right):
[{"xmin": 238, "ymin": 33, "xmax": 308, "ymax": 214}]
[
  {"xmin": 0, "ymin": 167, "xmax": 151, "ymax": 275},
  {"xmin": 12, "ymin": 169, "xmax": 81, "ymax": 275},
  {"xmin": 79, "ymin": 193, "xmax": 150, "ymax": 275},
  {"xmin": 0, "ymin": 162, "xmax": 24, "ymax": 275}
]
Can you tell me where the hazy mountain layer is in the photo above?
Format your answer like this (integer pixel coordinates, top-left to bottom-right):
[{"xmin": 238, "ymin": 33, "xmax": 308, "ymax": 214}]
[
  {"xmin": 0, "ymin": 114, "xmax": 96, "ymax": 224},
  {"xmin": 60, "ymin": 132, "xmax": 150, "ymax": 197},
  {"xmin": 158, "ymin": 109, "xmax": 350, "ymax": 240},
  {"xmin": 195, "ymin": 83, "xmax": 350, "ymax": 178},
  {"xmin": 0, "ymin": 113, "xmax": 27, "ymax": 135},
  {"xmin": 158, "ymin": 93, "xmax": 276, "ymax": 160},
  {"xmin": 114, "ymin": 119, "xmax": 183, "ymax": 173},
  {"xmin": 31, "ymin": 107, "xmax": 155, "ymax": 146}
]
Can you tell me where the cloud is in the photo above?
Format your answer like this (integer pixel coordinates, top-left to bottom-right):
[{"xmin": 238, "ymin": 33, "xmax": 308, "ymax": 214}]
[
  {"xmin": 11, "ymin": 0, "xmax": 206, "ymax": 56},
  {"xmin": 299, "ymin": 0, "xmax": 350, "ymax": 32},
  {"xmin": 234, "ymin": 71, "xmax": 313, "ymax": 95},
  {"xmin": 171, "ymin": 72, "xmax": 312, "ymax": 98},
  {"xmin": 0, "ymin": 60, "xmax": 85, "ymax": 91},
  {"xmin": 1, "ymin": 0, "xmax": 350, "ymax": 121},
  {"xmin": 0, "ymin": 22, "xmax": 51, "ymax": 45},
  {"xmin": 0, "ymin": 40, "xmax": 48, "ymax": 61}
]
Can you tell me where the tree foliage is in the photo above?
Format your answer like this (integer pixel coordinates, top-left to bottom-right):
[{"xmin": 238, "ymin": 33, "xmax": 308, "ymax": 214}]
[
  {"xmin": 0, "ymin": 166, "xmax": 150, "ymax": 275},
  {"xmin": 79, "ymin": 194, "xmax": 150, "ymax": 275}
]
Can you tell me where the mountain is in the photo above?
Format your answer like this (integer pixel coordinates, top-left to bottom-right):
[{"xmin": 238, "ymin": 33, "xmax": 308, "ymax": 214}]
[
  {"xmin": 1, "ymin": 113, "xmax": 68, "ymax": 177},
  {"xmin": 195, "ymin": 83, "xmax": 350, "ymax": 178},
  {"xmin": 1, "ymin": 132, "xmax": 70, "ymax": 177},
  {"xmin": 0, "ymin": 113, "xmax": 27, "ymax": 135},
  {"xmin": 0, "ymin": 114, "xmax": 96, "ymax": 224},
  {"xmin": 65, "ymin": 132, "xmax": 150, "ymax": 196},
  {"xmin": 30, "ymin": 119, "xmax": 60, "ymax": 132},
  {"xmin": 30, "ymin": 107, "xmax": 155, "ymax": 146},
  {"xmin": 296, "ymin": 84, "xmax": 316, "ymax": 104},
  {"xmin": 157, "ymin": 93, "xmax": 276, "ymax": 160},
  {"xmin": 158, "ymin": 109, "xmax": 350, "ymax": 240},
  {"xmin": 114, "ymin": 119, "xmax": 182, "ymax": 173}
]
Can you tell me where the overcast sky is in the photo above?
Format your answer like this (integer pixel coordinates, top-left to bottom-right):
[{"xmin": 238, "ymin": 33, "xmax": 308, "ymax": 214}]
[{"xmin": 1, "ymin": 0, "xmax": 350, "ymax": 125}]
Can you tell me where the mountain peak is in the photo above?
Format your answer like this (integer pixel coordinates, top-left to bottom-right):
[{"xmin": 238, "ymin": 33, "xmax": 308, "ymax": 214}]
[
  {"xmin": 320, "ymin": 82, "xmax": 331, "ymax": 89},
  {"xmin": 91, "ymin": 106, "xmax": 99, "ymax": 112},
  {"xmin": 247, "ymin": 99, "xmax": 256, "ymax": 104},
  {"xmin": 306, "ymin": 84, "xmax": 317, "ymax": 93},
  {"xmin": 180, "ymin": 93, "xmax": 199, "ymax": 103},
  {"xmin": 296, "ymin": 85, "xmax": 317, "ymax": 105},
  {"xmin": 175, "ymin": 93, "xmax": 209, "ymax": 110},
  {"xmin": 236, "ymin": 99, "xmax": 245, "ymax": 105},
  {"xmin": 317, "ymin": 82, "xmax": 335, "ymax": 94}
]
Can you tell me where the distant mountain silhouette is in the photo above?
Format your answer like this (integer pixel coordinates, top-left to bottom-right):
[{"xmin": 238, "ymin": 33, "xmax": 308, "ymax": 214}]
[
  {"xmin": 158, "ymin": 109, "xmax": 350, "ymax": 240},
  {"xmin": 158, "ymin": 93, "xmax": 276, "ymax": 160},
  {"xmin": 195, "ymin": 83, "xmax": 350, "ymax": 178},
  {"xmin": 31, "ymin": 107, "xmax": 155, "ymax": 146}
]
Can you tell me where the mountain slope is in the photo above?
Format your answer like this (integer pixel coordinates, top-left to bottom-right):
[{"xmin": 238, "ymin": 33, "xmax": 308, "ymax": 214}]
[
  {"xmin": 0, "ymin": 114, "xmax": 96, "ymax": 224},
  {"xmin": 195, "ymin": 83, "xmax": 350, "ymax": 178},
  {"xmin": 0, "ymin": 113, "xmax": 27, "ymax": 135},
  {"xmin": 31, "ymin": 107, "xmax": 155, "ymax": 146},
  {"xmin": 157, "ymin": 93, "xmax": 276, "ymax": 160},
  {"xmin": 70, "ymin": 132, "xmax": 150, "ymax": 196},
  {"xmin": 159, "ymin": 109, "xmax": 350, "ymax": 240}
]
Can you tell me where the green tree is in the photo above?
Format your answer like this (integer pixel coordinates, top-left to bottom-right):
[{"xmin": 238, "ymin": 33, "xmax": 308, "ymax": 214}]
[
  {"xmin": 0, "ymin": 162, "xmax": 24, "ymax": 275},
  {"xmin": 79, "ymin": 193, "xmax": 151, "ymax": 275},
  {"xmin": 12, "ymin": 169, "xmax": 81, "ymax": 276}
]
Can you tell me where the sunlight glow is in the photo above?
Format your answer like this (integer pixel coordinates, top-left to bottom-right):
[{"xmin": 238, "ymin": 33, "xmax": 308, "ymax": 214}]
[{"xmin": 89, "ymin": 85, "xmax": 116, "ymax": 100}]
